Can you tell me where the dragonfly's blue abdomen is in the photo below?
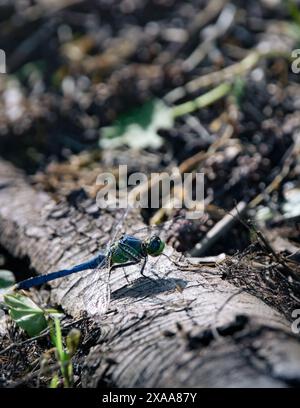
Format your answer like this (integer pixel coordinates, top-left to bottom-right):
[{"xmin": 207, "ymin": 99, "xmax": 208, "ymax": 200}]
[{"xmin": 16, "ymin": 253, "xmax": 106, "ymax": 290}]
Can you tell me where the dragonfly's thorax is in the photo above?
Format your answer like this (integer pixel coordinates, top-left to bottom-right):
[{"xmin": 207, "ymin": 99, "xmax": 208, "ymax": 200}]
[{"xmin": 110, "ymin": 235, "xmax": 147, "ymax": 265}]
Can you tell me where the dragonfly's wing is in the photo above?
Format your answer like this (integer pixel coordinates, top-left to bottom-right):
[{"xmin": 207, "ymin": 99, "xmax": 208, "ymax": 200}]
[
  {"xmin": 82, "ymin": 209, "xmax": 131, "ymax": 318},
  {"xmin": 130, "ymin": 216, "xmax": 185, "ymax": 240},
  {"xmin": 132, "ymin": 214, "xmax": 209, "ymax": 252},
  {"xmin": 82, "ymin": 257, "xmax": 111, "ymax": 317}
]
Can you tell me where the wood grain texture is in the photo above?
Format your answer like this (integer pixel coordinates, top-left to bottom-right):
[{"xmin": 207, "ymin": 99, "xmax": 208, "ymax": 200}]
[{"xmin": 0, "ymin": 159, "xmax": 299, "ymax": 387}]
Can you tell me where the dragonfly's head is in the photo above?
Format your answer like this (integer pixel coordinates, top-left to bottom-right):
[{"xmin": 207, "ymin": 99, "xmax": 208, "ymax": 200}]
[{"xmin": 144, "ymin": 235, "xmax": 165, "ymax": 257}]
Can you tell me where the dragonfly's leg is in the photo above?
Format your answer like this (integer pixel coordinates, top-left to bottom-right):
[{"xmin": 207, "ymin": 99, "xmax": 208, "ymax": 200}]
[
  {"xmin": 139, "ymin": 257, "xmax": 156, "ymax": 282},
  {"xmin": 122, "ymin": 267, "xmax": 130, "ymax": 284},
  {"xmin": 110, "ymin": 260, "xmax": 157, "ymax": 283},
  {"xmin": 149, "ymin": 257, "xmax": 161, "ymax": 279},
  {"xmin": 109, "ymin": 261, "xmax": 140, "ymax": 273}
]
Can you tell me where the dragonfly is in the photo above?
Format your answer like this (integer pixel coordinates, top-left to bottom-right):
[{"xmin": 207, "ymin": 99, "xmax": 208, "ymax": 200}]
[
  {"xmin": 14, "ymin": 234, "xmax": 165, "ymax": 291},
  {"xmin": 10, "ymin": 220, "xmax": 165, "ymax": 317},
  {"xmin": 3, "ymin": 211, "xmax": 187, "ymax": 315}
]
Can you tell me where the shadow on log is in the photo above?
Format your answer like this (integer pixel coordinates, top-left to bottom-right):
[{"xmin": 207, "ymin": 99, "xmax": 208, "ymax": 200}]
[{"xmin": 0, "ymin": 159, "xmax": 300, "ymax": 387}]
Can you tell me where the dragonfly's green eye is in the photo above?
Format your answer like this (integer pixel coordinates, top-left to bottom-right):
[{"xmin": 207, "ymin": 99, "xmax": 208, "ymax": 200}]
[{"xmin": 145, "ymin": 236, "xmax": 165, "ymax": 257}]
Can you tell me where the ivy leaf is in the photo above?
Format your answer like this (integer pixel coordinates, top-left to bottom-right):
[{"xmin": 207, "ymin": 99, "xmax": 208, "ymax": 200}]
[
  {"xmin": 0, "ymin": 270, "xmax": 16, "ymax": 289},
  {"xmin": 4, "ymin": 293, "xmax": 48, "ymax": 337},
  {"xmin": 100, "ymin": 99, "xmax": 173, "ymax": 150}
]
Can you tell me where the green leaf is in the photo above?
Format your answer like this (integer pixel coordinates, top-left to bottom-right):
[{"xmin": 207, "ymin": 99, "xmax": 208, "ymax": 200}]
[
  {"xmin": 66, "ymin": 328, "xmax": 81, "ymax": 356},
  {"xmin": 232, "ymin": 77, "xmax": 246, "ymax": 106},
  {"xmin": 100, "ymin": 99, "xmax": 173, "ymax": 150},
  {"xmin": 286, "ymin": 0, "xmax": 300, "ymax": 27},
  {"xmin": 53, "ymin": 317, "xmax": 64, "ymax": 360},
  {"xmin": 49, "ymin": 374, "xmax": 60, "ymax": 389},
  {"xmin": 50, "ymin": 317, "xmax": 73, "ymax": 387},
  {"xmin": 4, "ymin": 293, "xmax": 48, "ymax": 337},
  {"xmin": 0, "ymin": 270, "xmax": 16, "ymax": 289}
]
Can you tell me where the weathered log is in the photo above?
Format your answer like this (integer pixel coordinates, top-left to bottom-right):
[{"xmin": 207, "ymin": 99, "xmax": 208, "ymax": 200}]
[{"xmin": 0, "ymin": 159, "xmax": 299, "ymax": 387}]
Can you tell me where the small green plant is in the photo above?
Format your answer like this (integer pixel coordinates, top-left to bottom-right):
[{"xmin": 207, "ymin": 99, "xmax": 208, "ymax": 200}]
[
  {"xmin": 0, "ymin": 272, "xmax": 80, "ymax": 388},
  {"xmin": 3, "ymin": 292, "xmax": 63, "ymax": 337},
  {"xmin": 100, "ymin": 83, "xmax": 231, "ymax": 150},
  {"xmin": 285, "ymin": 0, "xmax": 300, "ymax": 40},
  {"xmin": 4, "ymin": 293, "xmax": 51, "ymax": 337},
  {"xmin": 2, "ymin": 291, "xmax": 80, "ymax": 388},
  {"xmin": 100, "ymin": 98, "xmax": 173, "ymax": 149},
  {"xmin": 100, "ymin": 46, "xmax": 292, "ymax": 152},
  {"xmin": 286, "ymin": 0, "xmax": 300, "ymax": 27},
  {"xmin": 232, "ymin": 77, "xmax": 246, "ymax": 107},
  {"xmin": 48, "ymin": 317, "xmax": 81, "ymax": 388}
]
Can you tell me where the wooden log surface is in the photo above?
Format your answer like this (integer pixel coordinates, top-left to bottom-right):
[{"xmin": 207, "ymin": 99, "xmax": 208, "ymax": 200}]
[{"xmin": 0, "ymin": 159, "xmax": 300, "ymax": 387}]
